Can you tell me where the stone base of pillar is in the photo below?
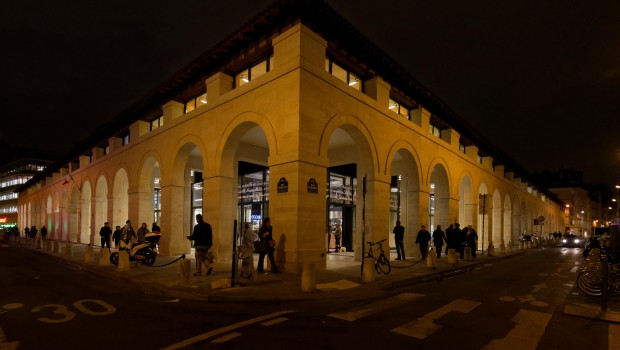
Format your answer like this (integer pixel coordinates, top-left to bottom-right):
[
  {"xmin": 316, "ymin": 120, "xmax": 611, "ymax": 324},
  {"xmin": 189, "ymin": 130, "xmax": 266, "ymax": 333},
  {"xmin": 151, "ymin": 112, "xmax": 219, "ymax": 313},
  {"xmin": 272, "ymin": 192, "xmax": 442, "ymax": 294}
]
[
  {"xmin": 301, "ymin": 263, "xmax": 316, "ymax": 292},
  {"xmin": 464, "ymin": 247, "xmax": 473, "ymax": 261},
  {"xmin": 362, "ymin": 257, "xmax": 376, "ymax": 283},
  {"xmin": 447, "ymin": 249, "xmax": 458, "ymax": 265},
  {"xmin": 426, "ymin": 247, "xmax": 436, "ymax": 268},
  {"xmin": 487, "ymin": 243, "xmax": 495, "ymax": 257},
  {"xmin": 84, "ymin": 246, "xmax": 94, "ymax": 263},
  {"xmin": 98, "ymin": 248, "xmax": 110, "ymax": 266},
  {"xmin": 177, "ymin": 259, "xmax": 191, "ymax": 286},
  {"xmin": 117, "ymin": 250, "xmax": 130, "ymax": 271}
]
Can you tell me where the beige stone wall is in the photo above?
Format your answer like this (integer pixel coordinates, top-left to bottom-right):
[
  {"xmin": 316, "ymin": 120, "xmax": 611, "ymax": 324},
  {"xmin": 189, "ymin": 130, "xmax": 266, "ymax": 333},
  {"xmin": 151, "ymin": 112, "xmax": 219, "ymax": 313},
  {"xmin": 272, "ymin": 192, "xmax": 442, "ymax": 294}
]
[{"xmin": 18, "ymin": 23, "xmax": 563, "ymax": 271}]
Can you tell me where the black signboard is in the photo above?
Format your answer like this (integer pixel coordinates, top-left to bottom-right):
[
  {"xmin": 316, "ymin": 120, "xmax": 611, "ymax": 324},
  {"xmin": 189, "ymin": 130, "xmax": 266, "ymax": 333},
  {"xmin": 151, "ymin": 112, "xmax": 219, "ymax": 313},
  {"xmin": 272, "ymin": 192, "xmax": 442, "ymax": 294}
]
[
  {"xmin": 277, "ymin": 177, "xmax": 288, "ymax": 193},
  {"xmin": 307, "ymin": 178, "xmax": 318, "ymax": 194}
]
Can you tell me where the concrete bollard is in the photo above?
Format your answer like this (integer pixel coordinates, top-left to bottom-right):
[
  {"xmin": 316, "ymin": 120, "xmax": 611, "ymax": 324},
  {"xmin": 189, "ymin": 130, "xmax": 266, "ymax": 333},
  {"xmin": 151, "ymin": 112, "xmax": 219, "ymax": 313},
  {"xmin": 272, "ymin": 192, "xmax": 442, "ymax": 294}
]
[
  {"xmin": 464, "ymin": 247, "xmax": 473, "ymax": 261},
  {"xmin": 519, "ymin": 241, "xmax": 524, "ymax": 250},
  {"xmin": 177, "ymin": 259, "xmax": 191, "ymax": 285},
  {"xmin": 98, "ymin": 248, "xmax": 110, "ymax": 266},
  {"xmin": 35, "ymin": 239, "xmax": 42, "ymax": 249},
  {"xmin": 499, "ymin": 243, "xmax": 506, "ymax": 254},
  {"xmin": 507, "ymin": 241, "xmax": 513, "ymax": 253},
  {"xmin": 117, "ymin": 250, "xmax": 130, "ymax": 271},
  {"xmin": 53, "ymin": 241, "xmax": 61, "ymax": 254},
  {"xmin": 301, "ymin": 263, "xmax": 316, "ymax": 292},
  {"xmin": 362, "ymin": 257, "xmax": 376, "ymax": 283},
  {"xmin": 447, "ymin": 249, "xmax": 458, "ymax": 265},
  {"xmin": 426, "ymin": 247, "xmax": 436, "ymax": 268},
  {"xmin": 487, "ymin": 243, "xmax": 495, "ymax": 257},
  {"xmin": 84, "ymin": 246, "xmax": 94, "ymax": 263},
  {"xmin": 64, "ymin": 243, "xmax": 73, "ymax": 257}
]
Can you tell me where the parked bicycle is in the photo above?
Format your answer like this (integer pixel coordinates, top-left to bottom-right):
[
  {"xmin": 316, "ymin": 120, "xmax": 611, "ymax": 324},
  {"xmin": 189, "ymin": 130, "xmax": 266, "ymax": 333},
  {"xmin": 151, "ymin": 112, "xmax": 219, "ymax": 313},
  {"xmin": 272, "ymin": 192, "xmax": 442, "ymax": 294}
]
[
  {"xmin": 365, "ymin": 239, "xmax": 391, "ymax": 274},
  {"xmin": 576, "ymin": 248, "xmax": 620, "ymax": 297}
]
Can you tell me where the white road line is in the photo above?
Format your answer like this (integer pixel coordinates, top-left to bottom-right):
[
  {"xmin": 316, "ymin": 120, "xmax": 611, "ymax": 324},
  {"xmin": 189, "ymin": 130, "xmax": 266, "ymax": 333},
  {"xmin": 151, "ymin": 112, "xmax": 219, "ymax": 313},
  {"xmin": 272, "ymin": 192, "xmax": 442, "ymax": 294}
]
[
  {"xmin": 391, "ymin": 299, "xmax": 481, "ymax": 339},
  {"xmin": 0, "ymin": 327, "xmax": 20, "ymax": 350},
  {"xmin": 161, "ymin": 310, "xmax": 295, "ymax": 350},
  {"xmin": 260, "ymin": 317, "xmax": 289, "ymax": 326},
  {"xmin": 328, "ymin": 293, "xmax": 424, "ymax": 321},
  {"xmin": 482, "ymin": 309, "xmax": 551, "ymax": 350},
  {"xmin": 610, "ymin": 324, "xmax": 620, "ymax": 350},
  {"xmin": 211, "ymin": 332, "xmax": 242, "ymax": 344}
]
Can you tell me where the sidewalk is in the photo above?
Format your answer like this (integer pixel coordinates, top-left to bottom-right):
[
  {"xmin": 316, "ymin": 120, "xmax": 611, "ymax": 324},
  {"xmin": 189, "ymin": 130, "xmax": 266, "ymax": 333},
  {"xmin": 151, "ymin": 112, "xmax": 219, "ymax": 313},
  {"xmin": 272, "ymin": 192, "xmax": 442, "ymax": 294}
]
[{"xmin": 0, "ymin": 236, "xmax": 572, "ymax": 304}]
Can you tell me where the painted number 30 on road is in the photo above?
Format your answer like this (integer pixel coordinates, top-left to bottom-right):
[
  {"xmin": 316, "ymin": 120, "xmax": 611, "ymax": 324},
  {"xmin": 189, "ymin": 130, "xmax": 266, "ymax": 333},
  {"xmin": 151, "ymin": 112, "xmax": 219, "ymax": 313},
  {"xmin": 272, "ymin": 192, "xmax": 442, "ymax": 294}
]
[{"xmin": 30, "ymin": 300, "xmax": 116, "ymax": 324}]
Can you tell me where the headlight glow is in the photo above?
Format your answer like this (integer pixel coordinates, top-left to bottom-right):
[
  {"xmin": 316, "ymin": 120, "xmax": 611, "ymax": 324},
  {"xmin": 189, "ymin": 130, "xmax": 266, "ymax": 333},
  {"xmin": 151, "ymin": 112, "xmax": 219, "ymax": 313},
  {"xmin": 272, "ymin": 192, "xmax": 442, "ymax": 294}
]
[{"xmin": 562, "ymin": 239, "xmax": 567, "ymax": 243}]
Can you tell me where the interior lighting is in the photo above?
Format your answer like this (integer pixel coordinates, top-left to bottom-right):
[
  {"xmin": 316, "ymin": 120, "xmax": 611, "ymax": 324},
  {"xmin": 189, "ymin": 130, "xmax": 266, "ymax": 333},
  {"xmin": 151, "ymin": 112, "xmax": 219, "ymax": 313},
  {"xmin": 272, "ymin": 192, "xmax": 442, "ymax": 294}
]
[
  {"xmin": 565, "ymin": 204, "xmax": 570, "ymax": 207},
  {"xmin": 199, "ymin": 99, "xmax": 207, "ymax": 104},
  {"xmin": 348, "ymin": 81, "xmax": 358, "ymax": 86},
  {"xmin": 389, "ymin": 105, "xmax": 396, "ymax": 109},
  {"xmin": 241, "ymin": 75, "xmax": 249, "ymax": 83}
]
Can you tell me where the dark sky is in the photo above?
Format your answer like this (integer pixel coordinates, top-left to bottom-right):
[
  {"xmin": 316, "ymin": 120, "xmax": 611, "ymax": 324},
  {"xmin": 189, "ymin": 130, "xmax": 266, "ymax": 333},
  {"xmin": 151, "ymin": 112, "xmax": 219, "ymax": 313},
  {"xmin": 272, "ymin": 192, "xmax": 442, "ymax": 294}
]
[{"xmin": 2, "ymin": 0, "xmax": 620, "ymax": 188}]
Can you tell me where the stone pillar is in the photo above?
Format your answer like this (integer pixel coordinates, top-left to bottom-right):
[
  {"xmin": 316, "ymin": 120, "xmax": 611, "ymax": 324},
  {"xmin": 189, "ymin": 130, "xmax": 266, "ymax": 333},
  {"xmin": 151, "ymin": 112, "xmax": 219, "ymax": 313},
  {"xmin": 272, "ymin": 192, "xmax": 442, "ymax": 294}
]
[
  {"xmin": 405, "ymin": 187, "xmax": 420, "ymax": 260},
  {"xmin": 160, "ymin": 184, "xmax": 186, "ymax": 256},
  {"xmin": 129, "ymin": 190, "xmax": 153, "ymax": 230},
  {"xmin": 203, "ymin": 175, "xmax": 235, "ymax": 263}
]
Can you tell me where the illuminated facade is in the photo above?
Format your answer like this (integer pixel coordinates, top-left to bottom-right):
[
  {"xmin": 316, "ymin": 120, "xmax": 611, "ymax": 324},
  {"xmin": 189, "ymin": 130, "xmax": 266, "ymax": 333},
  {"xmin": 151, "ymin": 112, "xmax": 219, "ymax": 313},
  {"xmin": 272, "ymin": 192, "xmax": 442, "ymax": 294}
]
[{"xmin": 18, "ymin": 0, "xmax": 564, "ymax": 271}]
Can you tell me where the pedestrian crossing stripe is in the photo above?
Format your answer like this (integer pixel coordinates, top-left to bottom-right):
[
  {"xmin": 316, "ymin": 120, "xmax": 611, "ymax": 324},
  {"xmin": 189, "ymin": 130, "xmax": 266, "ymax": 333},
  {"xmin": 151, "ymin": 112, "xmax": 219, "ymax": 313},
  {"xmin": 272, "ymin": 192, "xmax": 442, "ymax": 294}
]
[
  {"xmin": 482, "ymin": 309, "xmax": 551, "ymax": 350},
  {"xmin": 391, "ymin": 299, "xmax": 481, "ymax": 339},
  {"xmin": 328, "ymin": 293, "xmax": 424, "ymax": 321}
]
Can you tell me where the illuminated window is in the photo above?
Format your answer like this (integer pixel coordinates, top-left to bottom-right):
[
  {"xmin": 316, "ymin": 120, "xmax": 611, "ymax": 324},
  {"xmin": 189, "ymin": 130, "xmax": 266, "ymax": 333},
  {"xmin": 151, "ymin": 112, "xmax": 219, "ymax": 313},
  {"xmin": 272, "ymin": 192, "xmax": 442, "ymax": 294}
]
[
  {"xmin": 104, "ymin": 145, "xmax": 110, "ymax": 155},
  {"xmin": 388, "ymin": 99, "xmax": 411, "ymax": 119},
  {"xmin": 184, "ymin": 92, "xmax": 208, "ymax": 114},
  {"xmin": 459, "ymin": 142, "xmax": 466, "ymax": 154},
  {"xmin": 150, "ymin": 116, "xmax": 164, "ymax": 131},
  {"xmin": 236, "ymin": 55, "xmax": 273, "ymax": 87},
  {"xmin": 477, "ymin": 155, "xmax": 483, "ymax": 164},
  {"xmin": 122, "ymin": 133, "xmax": 130, "ymax": 146},
  {"xmin": 429, "ymin": 124, "xmax": 441, "ymax": 138},
  {"xmin": 325, "ymin": 58, "xmax": 362, "ymax": 91}
]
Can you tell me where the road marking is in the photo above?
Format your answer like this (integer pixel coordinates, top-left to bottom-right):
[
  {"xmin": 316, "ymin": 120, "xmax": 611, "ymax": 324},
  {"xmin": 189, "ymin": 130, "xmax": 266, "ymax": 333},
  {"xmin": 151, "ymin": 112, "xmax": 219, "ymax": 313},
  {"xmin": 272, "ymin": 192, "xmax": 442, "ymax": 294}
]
[
  {"xmin": 0, "ymin": 327, "xmax": 20, "ymax": 350},
  {"xmin": 329, "ymin": 293, "xmax": 424, "ymax": 321},
  {"xmin": 610, "ymin": 324, "xmax": 620, "ymax": 350},
  {"xmin": 531, "ymin": 283, "xmax": 547, "ymax": 293},
  {"xmin": 161, "ymin": 310, "xmax": 295, "ymax": 350},
  {"xmin": 260, "ymin": 317, "xmax": 288, "ymax": 326},
  {"xmin": 391, "ymin": 299, "xmax": 481, "ymax": 339},
  {"xmin": 482, "ymin": 309, "xmax": 551, "ymax": 350},
  {"xmin": 211, "ymin": 332, "xmax": 242, "ymax": 344}
]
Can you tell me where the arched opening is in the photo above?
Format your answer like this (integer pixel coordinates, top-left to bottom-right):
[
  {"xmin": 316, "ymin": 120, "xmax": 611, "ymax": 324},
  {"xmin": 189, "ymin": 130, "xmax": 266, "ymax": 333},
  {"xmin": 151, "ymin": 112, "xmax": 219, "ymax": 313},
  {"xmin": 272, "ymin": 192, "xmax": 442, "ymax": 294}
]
[
  {"xmin": 112, "ymin": 168, "xmax": 129, "ymax": 228},
  {"xmin": 458, "ymin": 176, "xmax": 474, "ymax": 227},
  {"xmin": 389, "ymin": 148, "xmax": 421, "ymax": 259},
  {"xmin": 492, "ymin": 189, "xmax": 502, "ymax": 246},
  {"xmin": 80, "ymin": 181, "xmax": 92, "ymax": 244},
  {"xmin": 429, "ymin": 163, "xmax": 450, "ymax": 232},
  {"xmin": 95, "ymin": 175, "xmax": 108, "ymax": 231},
  {"xmin": 138, "ymin": 157, "xmax": 161, "ymax": 229}
]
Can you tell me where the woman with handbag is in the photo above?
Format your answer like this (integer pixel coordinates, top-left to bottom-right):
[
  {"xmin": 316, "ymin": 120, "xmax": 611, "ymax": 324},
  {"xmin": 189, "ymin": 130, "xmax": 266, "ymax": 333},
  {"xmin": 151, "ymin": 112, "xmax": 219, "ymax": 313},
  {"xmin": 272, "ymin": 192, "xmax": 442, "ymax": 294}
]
[{"xmin": 256, "ymin": 217, "xmax": 280, "ymax": 273}]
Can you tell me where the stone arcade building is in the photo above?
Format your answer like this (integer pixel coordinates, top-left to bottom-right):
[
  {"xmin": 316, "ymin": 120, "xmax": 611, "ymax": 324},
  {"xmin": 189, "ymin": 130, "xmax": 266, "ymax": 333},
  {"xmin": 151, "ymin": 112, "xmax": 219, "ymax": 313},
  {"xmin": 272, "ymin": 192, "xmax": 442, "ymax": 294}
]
[{"xmin": 18, "ymin": 0, "xmax": 563, "ymax": 272}]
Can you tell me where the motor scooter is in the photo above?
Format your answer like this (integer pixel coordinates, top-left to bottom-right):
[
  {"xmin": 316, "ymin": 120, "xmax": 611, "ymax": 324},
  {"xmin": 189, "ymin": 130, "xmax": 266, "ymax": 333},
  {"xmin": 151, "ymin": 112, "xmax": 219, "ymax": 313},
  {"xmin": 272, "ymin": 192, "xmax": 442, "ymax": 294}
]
[{"xmin": 110, "ymin": 232, "xmax": 161, "ymax": 266}]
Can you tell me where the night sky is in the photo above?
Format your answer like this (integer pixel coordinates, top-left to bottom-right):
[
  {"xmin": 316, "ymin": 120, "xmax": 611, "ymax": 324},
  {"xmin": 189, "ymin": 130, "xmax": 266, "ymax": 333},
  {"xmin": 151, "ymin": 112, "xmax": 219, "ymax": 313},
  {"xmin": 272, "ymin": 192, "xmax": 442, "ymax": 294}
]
[{"xmin": 2, "ymin": 0, "xmax": 619, "ymax": 187}]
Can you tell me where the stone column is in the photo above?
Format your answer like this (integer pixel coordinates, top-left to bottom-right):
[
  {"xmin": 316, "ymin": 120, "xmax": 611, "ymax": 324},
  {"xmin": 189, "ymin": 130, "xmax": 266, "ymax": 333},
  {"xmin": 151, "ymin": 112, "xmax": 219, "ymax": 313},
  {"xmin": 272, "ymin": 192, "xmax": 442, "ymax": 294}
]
[
  {"xmin": 160, "ymin": 184, "xmax": 186, "ymax": 256},
  {"xmin": 203, "ymin": 175, "xmax": 235, "ymax": 263}
]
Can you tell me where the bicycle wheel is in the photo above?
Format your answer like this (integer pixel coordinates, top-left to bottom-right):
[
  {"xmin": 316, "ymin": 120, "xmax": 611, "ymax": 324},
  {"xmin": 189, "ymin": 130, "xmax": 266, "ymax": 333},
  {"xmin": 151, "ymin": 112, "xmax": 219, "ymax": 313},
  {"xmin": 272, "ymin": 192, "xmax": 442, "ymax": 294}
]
[
  {"xmin": 576, "ymin": 270, "xmax": 602, "ymax": 296},
  {"xmin": 376, "ymin": 254, "xmax": 391, "ymax": 274}
]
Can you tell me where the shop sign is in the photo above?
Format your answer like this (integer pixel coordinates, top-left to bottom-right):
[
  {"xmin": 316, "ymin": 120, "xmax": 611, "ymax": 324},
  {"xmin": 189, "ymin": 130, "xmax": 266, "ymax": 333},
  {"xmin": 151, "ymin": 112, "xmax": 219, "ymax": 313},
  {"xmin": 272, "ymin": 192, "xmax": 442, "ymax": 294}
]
[
  {"xmin": 277, "ymin": 177, "xmax": 288, "ymax": 193},
  {"xmin": 307, "ymin": 178, "xmax": 318, "ymax": 194},
  {"xmin": 0, "ymin": 217, "xmax": 6, "ymax": 223}
]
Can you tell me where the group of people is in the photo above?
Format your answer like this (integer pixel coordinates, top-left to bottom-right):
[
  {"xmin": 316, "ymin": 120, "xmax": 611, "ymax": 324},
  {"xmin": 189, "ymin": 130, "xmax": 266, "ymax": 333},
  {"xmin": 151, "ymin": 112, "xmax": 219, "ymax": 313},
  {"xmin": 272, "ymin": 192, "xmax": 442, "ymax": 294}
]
[
  {"xmin": 98, "ymin": 220, "xmax": 160, "ymax": 249},
  {"xmin": 24, "ymin": 225, "xmax": 47, "ymax": 240},
  {"xmin": 393, "ymin": 222, "xmax": 479, "ymax": 261}
]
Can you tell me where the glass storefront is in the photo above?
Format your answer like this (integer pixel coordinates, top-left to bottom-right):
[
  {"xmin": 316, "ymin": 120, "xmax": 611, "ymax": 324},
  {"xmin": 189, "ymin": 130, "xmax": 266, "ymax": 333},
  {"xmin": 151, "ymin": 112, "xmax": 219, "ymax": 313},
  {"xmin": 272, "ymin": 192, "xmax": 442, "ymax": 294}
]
[
  {"xmin": 238, "ymin": 161, "xmax": 269, "ymax": 234},
  {"xmin": 327, "ymin": 164, "xmax": 356, "ymax": 252}
]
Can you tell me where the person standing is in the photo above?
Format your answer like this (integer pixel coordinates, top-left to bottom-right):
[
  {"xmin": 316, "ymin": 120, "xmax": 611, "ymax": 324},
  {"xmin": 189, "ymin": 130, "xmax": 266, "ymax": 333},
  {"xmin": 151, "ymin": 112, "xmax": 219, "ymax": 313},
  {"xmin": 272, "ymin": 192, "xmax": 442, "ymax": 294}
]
[
  {"xmin": 465, "ymin": 225, "xmax": 479, "ymax": 258},
  {"xmin": 137, "ymin": 223, "xmax": 149, "ymax": 243},
  {"xmin": 415, "ymin": 225, "xmax": 431, "ymax": 260},
  {"xmin": 99, "ymin": 222, "xmax": 112, "ymax": 248},
  {"xmin": 333, "ymin": 222, "xmax": 342, "ymax": 253},
  {"xmin": 112, "ymin": 225, "xmax": 122, "ymax": 248},
  {"xmin": 432, "ymin": 225, "xmax": 446, "ymax": 258},
  {"xmin": 24, "ymin": 227, "xmax": 30, "ymax": 238},
  {"xmin": 189, "ymin": 214, "xmax": 213, "ymax": 276},
  {"xmin": 30, "ymin": 226, "xmax": 38, "ymax": 239},
  {"xmin": 257, "ymin": 217, "xmax": 279, "ymax": 273},
  {"xmin": 120, "ymin": 220, "xmax": 136, "ymax": 246},
  {"xmin": 40, "ymin": 226, "xmax": 47, "ymax": 240},
  {"xmin": 151, "ymin": 222, "xmax": 161, "ymax": 233},
  {"xmin": 392, "ymin": 220, "xmax": 405, "ymax": 260},
  {"xmin": 445, "ymin": 224, "xmax": 455, "ymax": 254}
]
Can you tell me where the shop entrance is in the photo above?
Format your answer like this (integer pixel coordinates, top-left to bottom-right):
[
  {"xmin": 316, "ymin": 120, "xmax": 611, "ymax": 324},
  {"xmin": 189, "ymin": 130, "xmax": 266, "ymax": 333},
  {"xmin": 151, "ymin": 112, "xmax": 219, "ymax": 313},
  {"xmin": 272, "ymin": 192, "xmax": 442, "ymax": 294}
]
[
  {"xmin": 237, "ymin": 161, "xmax": 269, "ymax": 234},
  {"xmin": 327, "ymin": 164, "xmax": 356, "ymax": 252}
]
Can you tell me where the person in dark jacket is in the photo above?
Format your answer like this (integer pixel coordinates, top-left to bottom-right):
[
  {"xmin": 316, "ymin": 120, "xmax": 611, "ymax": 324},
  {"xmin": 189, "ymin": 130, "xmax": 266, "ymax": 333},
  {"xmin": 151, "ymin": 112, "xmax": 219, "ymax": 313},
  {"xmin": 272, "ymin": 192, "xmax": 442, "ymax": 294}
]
[
  {"xmin": 99, "ymin": 222, "xmax": 112, "ymax": 248},
  {"xmin": 257, "ymin": 217, "xmax": 279, "ymax": 273},
  {"xmin": 432, "ymin": 225, "xmax": 446, "ymax": 258},
  {"xmin": 392, "ymin": 221, "xmax": 405, "ymax": 260},
  {"xmin": 151, "ymin": 222, "xmax": 161, "ymax": 233},
  {"xmin": 464, "ymin": 225, "xmax": 479, "ymax": 258},
  {"xmin": 112, "ymin": 225, "xmax": 122, "ymax": 248},
  {"xmin": 415, "ymin": 225, "xmax": 431, "ymax": 260},
  {"xmin": 40, "ymin": 226, "xmax": 47, "ymax": 240},
  {"xmin": 189, "ymin": 214, "xmax": 213, "ymax": 276}
]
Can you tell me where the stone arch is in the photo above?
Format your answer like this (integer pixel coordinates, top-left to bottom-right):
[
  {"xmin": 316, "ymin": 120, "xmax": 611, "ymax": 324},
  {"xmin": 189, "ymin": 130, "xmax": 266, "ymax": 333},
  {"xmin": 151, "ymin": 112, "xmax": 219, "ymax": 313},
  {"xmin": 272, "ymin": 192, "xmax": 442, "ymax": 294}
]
[
  {"xmin": 112, "ymin": 168, "xmax": 129, "ymax": 228},
  {"xmin": 137, "ymin": 152, "xmax": 163, "ymax": 227},
  {"xmin": 458, "ymin": 173, "xmax": 475, "ymax": 227},
  {"xmin": 492, "ymin": 188, "xmax": 502, "ymax": 246},
  {"xmin": 386, "ymin": 141, "xmax": 423, "ymax": 258},
  {"xmin": 94, "ymin": 174, "xmax": 109, "ymax": 231},
  {"xmin": 428, "ymin": 159, "xmax": 451, "ymax": 232},
  {"xmin": 80, "ymin": 180, "xmax": 92, "ymax": 244},
  {"xmin": 503, "ymin": 193, "xmax": 513, "ymax": 245}
]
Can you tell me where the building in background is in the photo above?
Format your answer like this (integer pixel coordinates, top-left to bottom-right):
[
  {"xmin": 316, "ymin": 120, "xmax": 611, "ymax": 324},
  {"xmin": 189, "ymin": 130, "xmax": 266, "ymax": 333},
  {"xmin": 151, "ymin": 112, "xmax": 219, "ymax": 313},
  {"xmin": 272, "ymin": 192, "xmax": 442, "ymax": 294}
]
[{"xmin": 0, "ymin": 141, "xmax": 58, "ymax": 231}]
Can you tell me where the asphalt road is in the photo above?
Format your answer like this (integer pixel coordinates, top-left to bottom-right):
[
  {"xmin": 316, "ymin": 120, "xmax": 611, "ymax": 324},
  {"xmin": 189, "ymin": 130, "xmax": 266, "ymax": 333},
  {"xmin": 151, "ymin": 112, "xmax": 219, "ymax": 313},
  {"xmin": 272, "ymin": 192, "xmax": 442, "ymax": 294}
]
[{"xmin": 1, "ymin": 243, "xmax": 618, "ymax": 350}]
